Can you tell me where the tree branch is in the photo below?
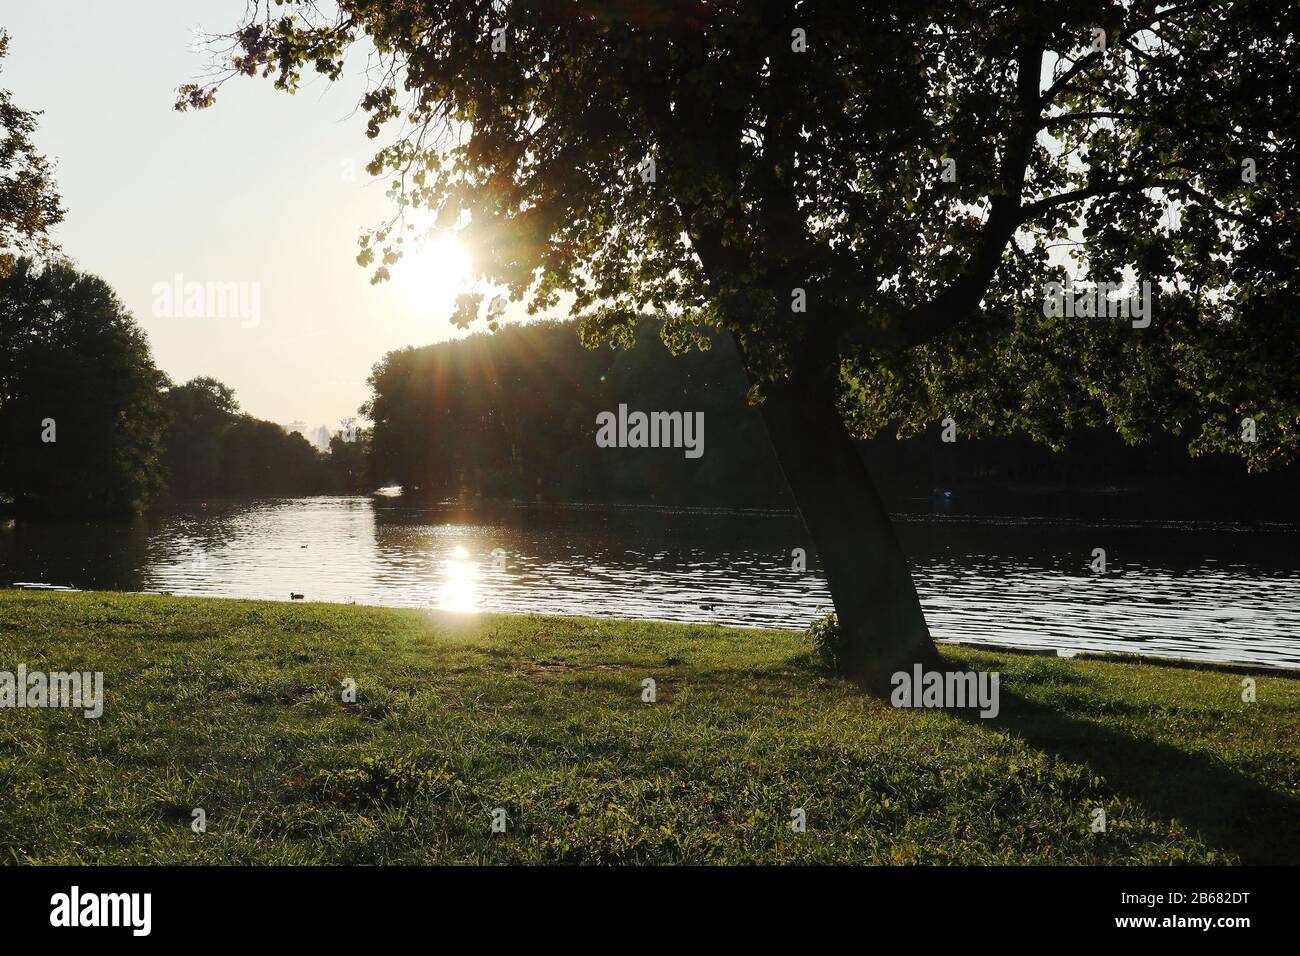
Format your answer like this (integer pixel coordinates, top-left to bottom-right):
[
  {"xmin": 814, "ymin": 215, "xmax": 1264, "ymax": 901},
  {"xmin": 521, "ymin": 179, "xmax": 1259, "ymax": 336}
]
[{"xmin": 893, "ymin": 36, "xmax": 1045, "ymax": 349}]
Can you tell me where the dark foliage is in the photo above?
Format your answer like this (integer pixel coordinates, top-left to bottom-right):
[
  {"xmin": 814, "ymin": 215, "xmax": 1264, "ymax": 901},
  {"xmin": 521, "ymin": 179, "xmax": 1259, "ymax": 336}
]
[
  {"xmin": 160, "ymin": 377, "xmax": 358, "ymax": 498},
  {"xmin": 365, "ymin": 316, "xmax": 1297, "ymax": 516},
  {"xmin": 0, "ymin": 259, "xmax": 166, "ymax": 516},
  {"xmin": 364, "ymin": 318, "xmax": 789, "ymax": 506}
]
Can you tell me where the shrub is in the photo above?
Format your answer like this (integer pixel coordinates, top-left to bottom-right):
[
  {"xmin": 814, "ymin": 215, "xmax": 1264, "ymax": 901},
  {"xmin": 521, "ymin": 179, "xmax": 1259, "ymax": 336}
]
[{"xmin": 807, "ymin": 613, "xmax": 843, "ymax": 673}]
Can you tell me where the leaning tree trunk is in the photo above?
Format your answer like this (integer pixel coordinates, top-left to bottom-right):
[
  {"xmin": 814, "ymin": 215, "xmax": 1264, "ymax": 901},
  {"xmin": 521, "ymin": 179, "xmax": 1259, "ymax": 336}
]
[{"xmin": 757, "ymin": 370, "xmax": 940, "ymax": 693}]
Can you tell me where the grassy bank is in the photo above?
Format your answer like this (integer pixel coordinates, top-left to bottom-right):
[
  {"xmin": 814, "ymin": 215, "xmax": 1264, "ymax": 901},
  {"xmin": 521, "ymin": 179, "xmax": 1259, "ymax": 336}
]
[{"xmin": 1, "ymin": 590, "xmax": 1297, "ymax": 864}]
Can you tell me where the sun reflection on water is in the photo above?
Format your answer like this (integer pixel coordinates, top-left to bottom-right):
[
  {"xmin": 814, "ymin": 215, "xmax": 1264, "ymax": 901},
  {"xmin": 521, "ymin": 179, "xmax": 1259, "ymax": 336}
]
[{"xmin": 436, "ymin": 545, "xmax": 479, "ymax": 613}]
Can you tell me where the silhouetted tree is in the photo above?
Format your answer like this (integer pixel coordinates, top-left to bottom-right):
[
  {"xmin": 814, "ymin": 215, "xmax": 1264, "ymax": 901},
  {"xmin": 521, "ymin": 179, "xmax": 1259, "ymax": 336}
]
[
  {"xmin": 160, "ymin": 375, "xmax": 337, "ymax": 498},
  {"xmin": 362, "ymin": 315, "xmax": 1300, "ymax": 515},
  {"xmin": 188, "ymin": 1, "xmax": 1300, "ymax": 688},
  {"xmin": 328, "ymin": 428, "xmax": 370, "ymax": 494},
  {"xmin": 218, "ymin": 416, "xmax": 330, "ymax": 495},
  {"xmin": 363, "ymin": 318, "xmax": 789, "ymax": 506},
  {"xmin": 0, "ymin": 259, "xmax": 166, "ymax": 515},
  {"xmin": 161, "ymin": 377, "xmax": 239, "ymax": 496}
]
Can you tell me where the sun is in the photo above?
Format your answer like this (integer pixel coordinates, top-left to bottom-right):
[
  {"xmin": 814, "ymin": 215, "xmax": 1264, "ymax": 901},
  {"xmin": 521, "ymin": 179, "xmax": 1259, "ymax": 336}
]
[{"xmin": 390, "ymin": 234, "xmax": 473, "ymax": 317}]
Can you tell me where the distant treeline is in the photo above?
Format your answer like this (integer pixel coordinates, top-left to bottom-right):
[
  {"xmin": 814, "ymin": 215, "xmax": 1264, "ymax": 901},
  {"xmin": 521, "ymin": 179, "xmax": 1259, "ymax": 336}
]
[
  {"xmin": 5, "ymin": 257, "xmax": 1293, "ymax": 519},
  {"xmin": 365, "ymin": 317, "xmax": 1300, "ymax": 519},
  {"xmin": 365, "ymin": 319, "xmax": 790, "ymax": 507},
  {"xmin": 161, "ymin": 377, "xmax": 367, "ymax": 499},
  {"xmin": 1, "ymin": 259, "xmax": 366, "ymax": 517}
]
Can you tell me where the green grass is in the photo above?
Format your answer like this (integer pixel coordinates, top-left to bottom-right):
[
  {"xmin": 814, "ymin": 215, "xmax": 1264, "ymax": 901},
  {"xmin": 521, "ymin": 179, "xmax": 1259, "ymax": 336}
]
[{"xmin": 1, "ymin": 590, "xmax": 1297, "ymax": 864}]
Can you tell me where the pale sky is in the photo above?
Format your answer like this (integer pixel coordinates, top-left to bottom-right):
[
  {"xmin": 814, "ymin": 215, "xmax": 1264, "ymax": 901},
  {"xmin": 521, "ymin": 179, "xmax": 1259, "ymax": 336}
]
[{"xmin": 2, "ymin": 0, "xmax": 518, "ymax": 432}]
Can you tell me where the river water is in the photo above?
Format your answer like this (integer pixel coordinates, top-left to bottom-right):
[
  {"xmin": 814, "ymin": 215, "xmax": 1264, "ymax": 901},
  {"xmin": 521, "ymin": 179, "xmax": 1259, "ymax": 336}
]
[{"xmin": 2, "ymin": 495, "xmax": 1297, "ymax": 669}]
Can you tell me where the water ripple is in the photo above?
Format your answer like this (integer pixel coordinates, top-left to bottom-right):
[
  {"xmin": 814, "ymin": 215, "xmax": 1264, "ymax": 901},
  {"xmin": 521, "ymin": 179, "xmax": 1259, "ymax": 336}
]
[{"xmin": 2, "ymin": 497, "xmax": 1296, "ymax": 670}]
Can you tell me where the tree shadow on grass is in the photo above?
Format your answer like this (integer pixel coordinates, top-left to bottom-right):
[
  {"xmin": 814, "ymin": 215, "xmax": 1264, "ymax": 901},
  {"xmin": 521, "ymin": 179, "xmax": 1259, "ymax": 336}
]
[{"xmin": 944, "ymin": 678, "xmax": 1300, "ymax": 864}]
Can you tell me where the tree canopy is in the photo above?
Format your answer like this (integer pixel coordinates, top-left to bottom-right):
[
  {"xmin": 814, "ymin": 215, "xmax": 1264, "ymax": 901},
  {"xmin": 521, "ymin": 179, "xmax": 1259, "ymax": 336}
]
[
  {"xmin": 0, "ymin": 31, "xmax": 63, "ymax": 271},
  {"xmin": 183, "ymin": 0, "xmax": 1298, "ymax": 469},
  {"xmin": 161, "ymin": 376, "xmax": 360, "ymax": 498},
  {"xmin": 0, "ymin": 259, "xmax": 167, "ymax": 515}
]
